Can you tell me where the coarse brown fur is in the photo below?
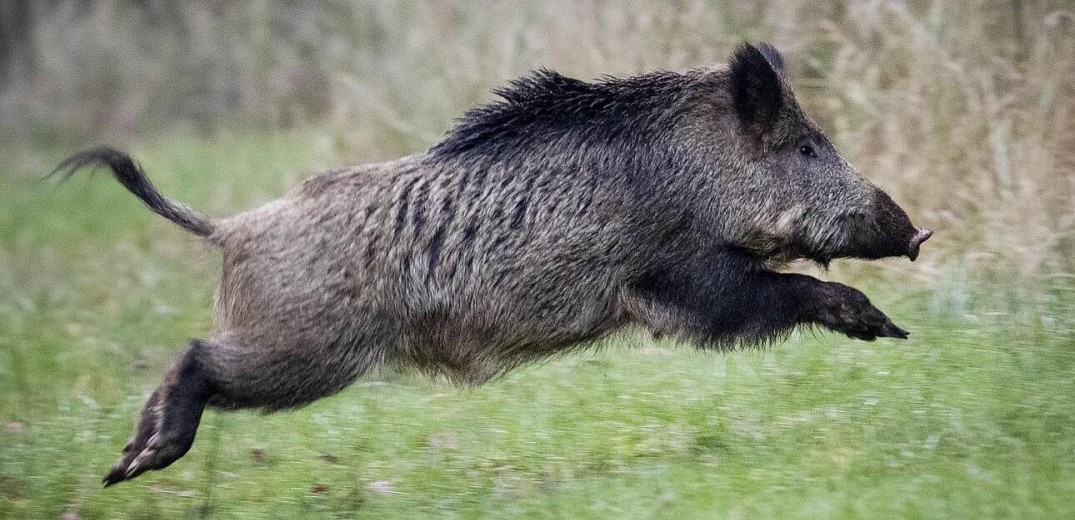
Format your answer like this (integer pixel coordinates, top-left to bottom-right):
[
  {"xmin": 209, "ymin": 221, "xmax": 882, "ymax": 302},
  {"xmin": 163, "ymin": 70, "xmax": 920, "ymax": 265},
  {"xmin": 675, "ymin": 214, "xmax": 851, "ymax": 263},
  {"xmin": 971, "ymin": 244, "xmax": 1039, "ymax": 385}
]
[{"xmin": 53, "ymin": 43, "xmax": 931, "ymax": 486}]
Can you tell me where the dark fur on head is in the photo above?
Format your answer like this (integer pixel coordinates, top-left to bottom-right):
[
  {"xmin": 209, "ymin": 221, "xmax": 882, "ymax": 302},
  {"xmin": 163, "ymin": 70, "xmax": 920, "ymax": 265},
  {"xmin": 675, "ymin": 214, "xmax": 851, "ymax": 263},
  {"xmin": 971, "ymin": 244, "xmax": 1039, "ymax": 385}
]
[{"xmin": 53, "ymin": 42, "xmax": 930, "ymax": 486}]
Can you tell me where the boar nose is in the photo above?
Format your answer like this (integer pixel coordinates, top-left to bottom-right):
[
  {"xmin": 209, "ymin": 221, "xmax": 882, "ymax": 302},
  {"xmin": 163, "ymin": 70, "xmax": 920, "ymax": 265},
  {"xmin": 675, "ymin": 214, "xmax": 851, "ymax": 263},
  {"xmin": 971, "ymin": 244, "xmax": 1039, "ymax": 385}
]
[{"xmin": 907, "ymin": 228, "xmax": 933, "ymax": 261}]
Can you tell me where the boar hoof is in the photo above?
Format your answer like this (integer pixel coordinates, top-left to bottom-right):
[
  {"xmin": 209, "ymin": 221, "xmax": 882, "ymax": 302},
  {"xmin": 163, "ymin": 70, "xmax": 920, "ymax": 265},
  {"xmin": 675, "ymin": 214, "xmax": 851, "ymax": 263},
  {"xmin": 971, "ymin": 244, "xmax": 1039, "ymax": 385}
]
[
  {"xmin": 103, "ymin": 402, "xmax": 197, "ymax": 487},
  {"xmin": 814, "ymin": 283, "xmax": 908, "ymax": 341},
  {"xmin": 103, "ymin": 348, "xmax": 210, "ymax": 486}
]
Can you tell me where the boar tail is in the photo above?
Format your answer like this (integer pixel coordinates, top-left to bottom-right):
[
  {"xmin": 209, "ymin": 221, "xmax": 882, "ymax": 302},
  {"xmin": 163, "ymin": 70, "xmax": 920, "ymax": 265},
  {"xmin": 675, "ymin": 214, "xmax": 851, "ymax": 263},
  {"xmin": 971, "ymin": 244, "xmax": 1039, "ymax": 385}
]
[{"xmin": 51, "ymin": 147, "xmax": 215, "ymax": 238}]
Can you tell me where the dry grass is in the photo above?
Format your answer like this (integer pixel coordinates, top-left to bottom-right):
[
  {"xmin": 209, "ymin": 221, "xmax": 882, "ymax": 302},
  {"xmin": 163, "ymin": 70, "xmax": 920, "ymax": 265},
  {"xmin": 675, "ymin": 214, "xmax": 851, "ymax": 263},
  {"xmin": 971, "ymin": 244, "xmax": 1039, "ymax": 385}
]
[{"xmin": 2, "ymin": 1, "xmax": 1072, "ymax": 281}]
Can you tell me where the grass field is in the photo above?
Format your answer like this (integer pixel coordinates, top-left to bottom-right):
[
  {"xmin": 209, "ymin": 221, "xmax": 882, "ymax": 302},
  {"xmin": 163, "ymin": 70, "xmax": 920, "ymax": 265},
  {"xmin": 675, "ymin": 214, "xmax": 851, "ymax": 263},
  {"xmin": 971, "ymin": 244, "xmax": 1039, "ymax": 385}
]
[{"xmin": 1, "ymin": 132, "xmax": 1072, "ymax": 519}]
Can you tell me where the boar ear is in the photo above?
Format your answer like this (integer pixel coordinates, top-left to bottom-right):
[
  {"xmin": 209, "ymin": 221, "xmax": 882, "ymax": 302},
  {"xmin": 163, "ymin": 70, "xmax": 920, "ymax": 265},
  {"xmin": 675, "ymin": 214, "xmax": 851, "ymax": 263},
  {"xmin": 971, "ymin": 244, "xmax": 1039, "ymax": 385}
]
[
  {"xmin": 729, "ymin": 43, "xmax": 784, "ymax": 135},
  {"xmin": 755, "ymin": 42, "xmax": 786, "ymax": 77}
]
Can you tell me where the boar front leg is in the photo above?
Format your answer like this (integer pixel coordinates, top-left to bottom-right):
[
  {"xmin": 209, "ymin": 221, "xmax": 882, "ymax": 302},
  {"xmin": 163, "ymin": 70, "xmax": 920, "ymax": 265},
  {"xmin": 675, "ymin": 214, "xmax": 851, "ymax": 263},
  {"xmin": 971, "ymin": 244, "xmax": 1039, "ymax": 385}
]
[
  {"xmin": 625, "ymin": 252, "xmax": 907, "ymax": 344},
  {"xmin": 792, "ymin": 277, "xmax": 908, "ymax": 341}
]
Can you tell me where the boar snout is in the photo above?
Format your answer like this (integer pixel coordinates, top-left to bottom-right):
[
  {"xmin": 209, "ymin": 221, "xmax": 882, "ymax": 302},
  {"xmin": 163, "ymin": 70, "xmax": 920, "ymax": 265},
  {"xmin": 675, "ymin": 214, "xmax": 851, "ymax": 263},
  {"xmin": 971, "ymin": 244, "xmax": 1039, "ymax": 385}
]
[
  {"xmin": 907, "ymin": 228, "xmax": 933, "ymax": 261},
  {"xmin": 837, "ymin": 190, "xmax": 927, "ymax": 261}
]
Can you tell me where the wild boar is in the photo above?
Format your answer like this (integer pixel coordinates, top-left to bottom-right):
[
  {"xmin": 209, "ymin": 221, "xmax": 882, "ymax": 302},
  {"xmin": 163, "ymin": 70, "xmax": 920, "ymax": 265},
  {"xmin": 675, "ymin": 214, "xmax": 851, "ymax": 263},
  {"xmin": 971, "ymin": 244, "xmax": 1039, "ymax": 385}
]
[{"xmin": 53, "ymin": 43, "xmax": 931, "ymax": 486}]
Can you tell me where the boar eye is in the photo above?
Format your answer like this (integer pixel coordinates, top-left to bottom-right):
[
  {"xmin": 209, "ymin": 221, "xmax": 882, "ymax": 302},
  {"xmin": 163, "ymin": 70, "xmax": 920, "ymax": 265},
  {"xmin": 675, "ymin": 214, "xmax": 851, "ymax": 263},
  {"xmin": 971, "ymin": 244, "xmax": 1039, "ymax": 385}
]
[{"xmin": 798, "ymin": 144, "xmax": 817, "ymax": 158}]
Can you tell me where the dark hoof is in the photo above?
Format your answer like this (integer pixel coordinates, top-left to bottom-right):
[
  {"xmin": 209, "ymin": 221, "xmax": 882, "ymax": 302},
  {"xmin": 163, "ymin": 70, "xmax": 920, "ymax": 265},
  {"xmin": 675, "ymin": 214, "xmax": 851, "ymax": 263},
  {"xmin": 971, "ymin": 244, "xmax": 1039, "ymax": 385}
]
[
  {"xmin": 839, "ymin": 314, "xmax": 908, "ymax": 342},
  {"xmin": 102, "ymin": 379, "xmax": 205, "ymax": 486},
  {"xmin": 103, "ymin": 423, "xmax": 196, "ymax": 487},
  {"xmin": 103, "ymin": 433, "xmax": 162, "ymax": 487},
  {"xmin": 815, "ymin": 283, "xmax": 909, "ymax": 342},
  {"xmin": 877, "ymin": 320, "xmax": 909, "ymax": 340}
]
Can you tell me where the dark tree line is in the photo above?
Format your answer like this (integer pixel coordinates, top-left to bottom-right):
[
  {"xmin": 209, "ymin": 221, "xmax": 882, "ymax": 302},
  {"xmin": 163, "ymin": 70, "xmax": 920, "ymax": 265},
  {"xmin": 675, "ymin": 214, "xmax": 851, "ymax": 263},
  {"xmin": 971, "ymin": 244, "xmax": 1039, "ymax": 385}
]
[{"xmin": 0, "ymin": 0, "xmax": 36, "ymax": 87}]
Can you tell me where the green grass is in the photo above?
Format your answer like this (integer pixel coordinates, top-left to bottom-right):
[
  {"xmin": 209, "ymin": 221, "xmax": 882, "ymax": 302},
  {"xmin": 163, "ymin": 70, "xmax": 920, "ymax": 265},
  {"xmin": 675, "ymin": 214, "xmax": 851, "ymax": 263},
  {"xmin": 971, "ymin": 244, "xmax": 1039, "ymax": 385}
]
[{"xmin": 1, "ymin": 133, "xmax": 1073, "ymax": 519}]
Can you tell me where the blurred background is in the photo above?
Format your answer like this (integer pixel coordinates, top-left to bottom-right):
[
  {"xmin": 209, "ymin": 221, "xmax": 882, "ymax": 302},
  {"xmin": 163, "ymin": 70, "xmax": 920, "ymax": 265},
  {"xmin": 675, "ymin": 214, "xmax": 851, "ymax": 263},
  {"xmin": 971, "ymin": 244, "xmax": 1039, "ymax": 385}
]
[
  {"xmin": 1, "ymin": 1, "xmax": 1073, "ymax": 518},
  {"xmin": 3, "ymin": 1, "xmax": 1073, "ymax": 280}
]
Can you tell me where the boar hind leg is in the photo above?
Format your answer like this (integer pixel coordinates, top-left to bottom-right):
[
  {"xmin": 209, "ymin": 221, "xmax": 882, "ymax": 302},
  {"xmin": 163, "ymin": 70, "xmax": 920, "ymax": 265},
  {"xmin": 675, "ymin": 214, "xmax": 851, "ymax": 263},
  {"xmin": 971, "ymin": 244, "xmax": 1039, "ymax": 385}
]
[
  {"xmin": 103, "ymin": 339, "xmax": 213, "ymax": 487},
  {"xmin": 104, "ymin": 334, "xmax": 374, "ymax": 486}
]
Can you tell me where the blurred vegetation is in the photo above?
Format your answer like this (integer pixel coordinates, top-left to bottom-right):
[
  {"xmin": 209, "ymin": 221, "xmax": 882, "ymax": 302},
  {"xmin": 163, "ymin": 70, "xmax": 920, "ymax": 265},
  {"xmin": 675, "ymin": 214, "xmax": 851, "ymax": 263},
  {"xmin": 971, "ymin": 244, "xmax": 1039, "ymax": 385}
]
[{"xmin": 1, "ymin": 1, "xmax": 1074, "ymax": 518}]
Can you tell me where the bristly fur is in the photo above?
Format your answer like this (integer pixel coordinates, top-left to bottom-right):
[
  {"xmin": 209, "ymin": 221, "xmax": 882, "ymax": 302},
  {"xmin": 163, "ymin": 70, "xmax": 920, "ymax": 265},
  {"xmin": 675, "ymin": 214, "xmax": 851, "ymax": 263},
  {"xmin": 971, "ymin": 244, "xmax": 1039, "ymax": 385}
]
[
  {"xmin": 431, "ymin": 68, "xmax": 688, "ymax": 162},
  {"xmin": 54, "ymin": 42, "xmax": 926, "ymax": 487}
]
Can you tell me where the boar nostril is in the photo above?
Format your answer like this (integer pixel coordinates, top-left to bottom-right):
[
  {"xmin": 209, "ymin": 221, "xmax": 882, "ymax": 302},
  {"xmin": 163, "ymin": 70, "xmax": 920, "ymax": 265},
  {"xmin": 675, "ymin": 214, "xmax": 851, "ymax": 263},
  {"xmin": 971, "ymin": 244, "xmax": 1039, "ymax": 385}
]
[{"xmin": 907, "ymin": 228, "xmax": 933, "ymax": 261}]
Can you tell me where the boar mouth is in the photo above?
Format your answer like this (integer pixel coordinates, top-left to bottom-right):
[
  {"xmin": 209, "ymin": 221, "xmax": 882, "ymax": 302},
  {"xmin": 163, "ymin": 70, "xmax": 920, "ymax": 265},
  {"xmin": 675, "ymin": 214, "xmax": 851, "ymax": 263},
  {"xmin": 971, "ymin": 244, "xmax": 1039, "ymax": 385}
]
[{"xmin": 837, "ymin": 223, "xmax": 932, "ymax": 262}]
